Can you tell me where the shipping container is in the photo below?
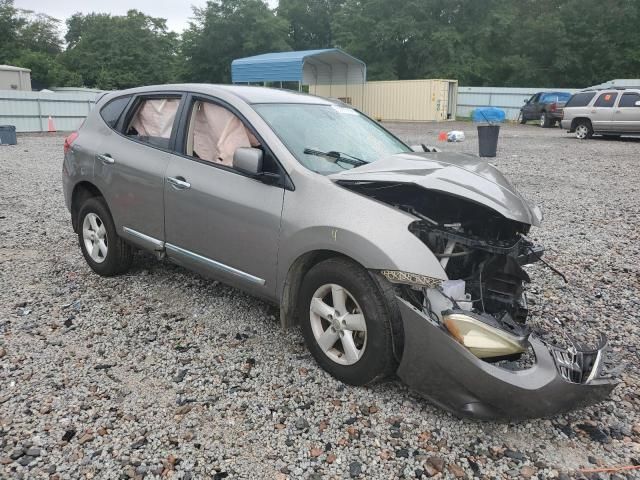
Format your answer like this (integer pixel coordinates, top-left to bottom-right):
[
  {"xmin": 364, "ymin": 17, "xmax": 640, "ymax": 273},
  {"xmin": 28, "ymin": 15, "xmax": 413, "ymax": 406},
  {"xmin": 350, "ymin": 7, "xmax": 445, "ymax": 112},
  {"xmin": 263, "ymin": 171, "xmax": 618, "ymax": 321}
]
[{"xmin": 314, "ymin": 79, "xmax": 458, "ymax": 122}]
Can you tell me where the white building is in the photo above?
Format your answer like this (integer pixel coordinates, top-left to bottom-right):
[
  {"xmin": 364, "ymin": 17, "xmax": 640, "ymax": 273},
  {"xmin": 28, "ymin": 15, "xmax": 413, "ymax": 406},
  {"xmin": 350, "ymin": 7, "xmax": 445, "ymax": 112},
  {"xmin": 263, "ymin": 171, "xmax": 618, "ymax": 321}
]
[{"xmin": 0, "ymin": 65, "xmax": 32, "ymax": 91}]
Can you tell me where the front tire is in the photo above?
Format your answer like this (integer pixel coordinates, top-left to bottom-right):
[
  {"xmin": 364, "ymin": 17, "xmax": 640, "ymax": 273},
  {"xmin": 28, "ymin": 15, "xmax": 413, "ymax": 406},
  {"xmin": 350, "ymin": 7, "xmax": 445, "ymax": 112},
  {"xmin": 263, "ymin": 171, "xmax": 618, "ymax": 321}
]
[
  {"xmin": 78, "ymin": 197, "xmax": 133, "ymax": 276},
  {"xmin": 298, "ymin": 258, "xmax": 397, "ymax": 386}
]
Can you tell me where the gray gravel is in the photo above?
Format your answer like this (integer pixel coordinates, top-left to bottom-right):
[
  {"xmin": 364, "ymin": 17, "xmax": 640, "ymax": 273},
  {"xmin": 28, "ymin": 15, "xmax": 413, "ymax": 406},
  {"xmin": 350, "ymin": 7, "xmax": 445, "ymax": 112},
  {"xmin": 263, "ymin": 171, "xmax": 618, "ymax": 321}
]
[{"xmin": 1, "ymin": 123, "xmax": 639, "ymax": 479}]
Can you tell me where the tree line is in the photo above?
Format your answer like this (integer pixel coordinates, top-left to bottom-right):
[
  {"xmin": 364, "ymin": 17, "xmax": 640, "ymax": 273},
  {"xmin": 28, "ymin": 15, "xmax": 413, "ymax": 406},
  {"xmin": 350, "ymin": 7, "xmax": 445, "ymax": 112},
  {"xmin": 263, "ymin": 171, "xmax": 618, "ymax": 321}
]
[{"xmin": 1, "ymin": 0, "xmax": 638, "ymax": 90}]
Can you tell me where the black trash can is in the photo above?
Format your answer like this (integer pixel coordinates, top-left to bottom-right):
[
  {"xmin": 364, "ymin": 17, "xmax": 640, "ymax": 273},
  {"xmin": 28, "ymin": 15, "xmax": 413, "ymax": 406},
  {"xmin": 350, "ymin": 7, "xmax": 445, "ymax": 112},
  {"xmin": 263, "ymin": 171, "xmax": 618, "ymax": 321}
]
[
  {"xmin": 477, "ymin": 124, "xmax": 499, "ymax": 157},
  {"xmin": 0, "ymin": 125, "xmax": 17, "ymax": 145}
]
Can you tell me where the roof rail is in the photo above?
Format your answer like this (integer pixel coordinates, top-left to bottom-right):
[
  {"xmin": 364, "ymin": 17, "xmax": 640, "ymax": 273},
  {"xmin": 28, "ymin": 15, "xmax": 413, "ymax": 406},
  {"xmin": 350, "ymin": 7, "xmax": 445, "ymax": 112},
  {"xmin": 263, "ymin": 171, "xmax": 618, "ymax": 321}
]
[{"xmin": 581, "ymin": 86, "xmax": 640, "ymax": 92}]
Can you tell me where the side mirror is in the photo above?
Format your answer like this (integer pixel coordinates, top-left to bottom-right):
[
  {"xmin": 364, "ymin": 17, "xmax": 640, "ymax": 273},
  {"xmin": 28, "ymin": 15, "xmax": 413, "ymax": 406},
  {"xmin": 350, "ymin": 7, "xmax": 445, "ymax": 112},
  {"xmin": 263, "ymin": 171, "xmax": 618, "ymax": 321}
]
[
  {"xmin": 523, "ymin": 99, "xmax": 529, "ymax": 103},
  {"xmin": 233, "ymin": 147, "xmax": 263, "ymax": 176}
]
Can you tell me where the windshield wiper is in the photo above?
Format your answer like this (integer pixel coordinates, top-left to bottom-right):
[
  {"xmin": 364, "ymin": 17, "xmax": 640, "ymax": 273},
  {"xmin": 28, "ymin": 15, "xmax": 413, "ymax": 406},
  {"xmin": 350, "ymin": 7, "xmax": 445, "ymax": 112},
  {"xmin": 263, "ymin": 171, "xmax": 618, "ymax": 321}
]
[{"xmin": 303, "ymin": 148, "xmax": 368, "ymax": 167}]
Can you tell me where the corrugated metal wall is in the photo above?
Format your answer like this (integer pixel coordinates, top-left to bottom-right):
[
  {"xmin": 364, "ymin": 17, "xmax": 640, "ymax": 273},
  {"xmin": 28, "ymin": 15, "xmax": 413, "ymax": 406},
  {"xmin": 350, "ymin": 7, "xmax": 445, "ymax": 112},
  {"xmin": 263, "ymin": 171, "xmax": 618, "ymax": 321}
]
[
  {"xmin": 456, "ymin": 86, "xmax": 577, "ymax": 120},
  {"xmin": 315, "ymin": 79, "xmax": 458, "ymax": 121},
  {"xmin": 0, "ymin": 89, "xmax": 102, "ymax": 132}
]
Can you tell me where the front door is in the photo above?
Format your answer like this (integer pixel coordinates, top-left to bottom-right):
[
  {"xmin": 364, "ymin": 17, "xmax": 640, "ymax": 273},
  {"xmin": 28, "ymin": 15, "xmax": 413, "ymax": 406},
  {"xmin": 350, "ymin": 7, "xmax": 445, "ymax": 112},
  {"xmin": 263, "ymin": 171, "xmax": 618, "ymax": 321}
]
[
  {"xmin": 611, "ymin": 92, "xmax": 640, "ymax": 132},
  {"xmin": 164, "ymin": 96, "xmax": 285, "ymax": 299},
  {"xmin": 522, "ymin": 94, "xmax": 539, "ymax": 120},
  {"xmin": 590, "ymin": 91, "xmax": 618, "ymax": 132}
]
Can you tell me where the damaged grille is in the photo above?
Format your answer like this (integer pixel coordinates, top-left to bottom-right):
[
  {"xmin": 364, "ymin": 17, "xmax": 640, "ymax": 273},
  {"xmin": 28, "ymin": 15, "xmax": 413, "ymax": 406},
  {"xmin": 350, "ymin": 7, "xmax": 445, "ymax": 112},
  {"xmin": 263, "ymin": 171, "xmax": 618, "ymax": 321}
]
[{"xmin": 548, "ymin": 344, "xmax": 604, "ymax": 384}]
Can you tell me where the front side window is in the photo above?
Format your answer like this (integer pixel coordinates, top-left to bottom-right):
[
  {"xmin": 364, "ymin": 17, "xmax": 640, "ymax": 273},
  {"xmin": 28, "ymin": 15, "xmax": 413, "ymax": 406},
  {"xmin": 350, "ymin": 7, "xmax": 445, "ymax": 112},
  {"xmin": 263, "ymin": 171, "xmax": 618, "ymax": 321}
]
[
  {"xmin": 565, "ymin": 92, "xmax": 596, "ymax": 107},
  {"xmin": 594, "ymin": 92, "xmax": 618, "ymax": 108},
  {"xmin": 126, "ymin": 97, "xmax": 180, "ymax": 149},
  {"xmin": 185, "ymin": 100, "xmax": 260, "ymax": 167},
  {"xmin": 619, "ymin": 92, "xmax": 640, "ymax": 107},
  {"xmin": 253, "ymin": 103, "xmax": 411, "ymax": 175}
]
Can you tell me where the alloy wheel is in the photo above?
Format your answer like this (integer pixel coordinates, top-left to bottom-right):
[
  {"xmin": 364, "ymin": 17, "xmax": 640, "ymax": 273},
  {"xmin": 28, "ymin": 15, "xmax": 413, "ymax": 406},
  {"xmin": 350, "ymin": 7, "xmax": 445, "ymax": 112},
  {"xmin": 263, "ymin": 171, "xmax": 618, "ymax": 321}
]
[
  {"xmin": 540, "ymin": 113, "xmax": 546, "ymax": 127},
  {"xmin": 309, "ymin": 283, "xmax": 367, "ymax": 365},
  {"xmin": 575, "ymin": 124, "xmax": 589, "ymax": 139},
  {"xmin": 82, "ymin": 212, "xmax": 108, "ymax": 263}
]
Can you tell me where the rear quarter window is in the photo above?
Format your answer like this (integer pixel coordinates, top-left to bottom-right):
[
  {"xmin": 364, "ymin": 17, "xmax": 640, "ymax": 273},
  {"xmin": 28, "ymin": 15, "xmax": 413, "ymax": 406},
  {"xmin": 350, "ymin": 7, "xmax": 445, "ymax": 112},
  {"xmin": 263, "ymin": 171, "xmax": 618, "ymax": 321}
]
[
  {"xmin": 99, "ymin": 96, "xmax": 131, "ymax": 128},
  {"xmin": 619, "ymin": 92, "xmax": 640, "ymax": 107},
  {"xmin": 565, "ymin": 92, "xmax": 596, "ymax": 108}
]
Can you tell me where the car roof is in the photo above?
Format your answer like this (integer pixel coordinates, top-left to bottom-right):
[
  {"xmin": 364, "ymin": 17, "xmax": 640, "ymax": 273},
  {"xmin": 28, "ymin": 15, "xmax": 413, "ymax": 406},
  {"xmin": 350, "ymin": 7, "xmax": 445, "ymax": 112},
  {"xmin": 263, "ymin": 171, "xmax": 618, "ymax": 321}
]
[{"xmin": 105, "ymin": 83, "xmax": 335, "ymax": 105}]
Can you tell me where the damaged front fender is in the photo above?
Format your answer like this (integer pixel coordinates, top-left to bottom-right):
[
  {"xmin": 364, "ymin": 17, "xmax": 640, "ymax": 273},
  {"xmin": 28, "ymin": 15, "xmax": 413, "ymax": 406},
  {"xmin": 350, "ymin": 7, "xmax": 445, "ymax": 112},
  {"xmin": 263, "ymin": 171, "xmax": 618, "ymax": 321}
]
[{"xmin": 396, "ymin": 297, "xmax": 617, "ymax": 419}]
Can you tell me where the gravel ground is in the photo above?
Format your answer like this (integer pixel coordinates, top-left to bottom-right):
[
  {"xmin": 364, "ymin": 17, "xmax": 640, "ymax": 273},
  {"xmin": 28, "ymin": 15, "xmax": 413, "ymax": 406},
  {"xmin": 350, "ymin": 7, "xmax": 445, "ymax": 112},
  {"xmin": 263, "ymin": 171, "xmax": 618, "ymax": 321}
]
[{"xmin": 1, "ymin": 123, "xmax": 639, "ymax": 480}]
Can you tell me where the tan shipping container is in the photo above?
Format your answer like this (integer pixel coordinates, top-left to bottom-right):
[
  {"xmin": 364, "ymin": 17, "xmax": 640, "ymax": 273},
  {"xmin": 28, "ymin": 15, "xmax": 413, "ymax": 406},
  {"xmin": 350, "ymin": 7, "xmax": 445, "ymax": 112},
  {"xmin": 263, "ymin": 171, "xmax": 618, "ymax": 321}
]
[{"xmin": 315, "ymin": 79, "xmax": 457, "ymax": 122}]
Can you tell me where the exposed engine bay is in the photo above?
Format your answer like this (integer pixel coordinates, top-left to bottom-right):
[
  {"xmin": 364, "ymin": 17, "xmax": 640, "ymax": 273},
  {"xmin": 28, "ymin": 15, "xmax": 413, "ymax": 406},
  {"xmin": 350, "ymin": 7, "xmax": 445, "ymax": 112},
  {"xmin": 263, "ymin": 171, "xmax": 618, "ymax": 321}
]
[
  {"xmin": 337, "ymin": 179, "xmax": 617, "ymax": 418},
  {"xmin": 339, "ymin": 181, "xmax": 541, "ymax": 343}
]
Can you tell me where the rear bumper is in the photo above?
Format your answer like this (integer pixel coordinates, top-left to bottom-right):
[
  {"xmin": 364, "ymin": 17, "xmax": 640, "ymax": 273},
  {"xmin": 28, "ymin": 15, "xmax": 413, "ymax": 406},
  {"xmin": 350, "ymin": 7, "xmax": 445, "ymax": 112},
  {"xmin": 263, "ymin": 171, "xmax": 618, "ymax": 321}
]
[
  {"xmin": 547, "ymin": 111, "xmax": 563, "ymax": 120},
  {"xmin": 396, "ymin": 297, "xmax": 617, "ymax": 419}
]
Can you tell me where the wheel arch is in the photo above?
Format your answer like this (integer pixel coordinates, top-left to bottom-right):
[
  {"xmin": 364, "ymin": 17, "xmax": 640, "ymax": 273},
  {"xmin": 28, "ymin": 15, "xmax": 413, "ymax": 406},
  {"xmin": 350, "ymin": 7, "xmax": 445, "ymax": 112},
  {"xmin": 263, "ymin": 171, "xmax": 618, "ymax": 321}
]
[
  {"xmin": 279, "ymin": 249, "xmax": 405, "ymax": 362},
  {"xmin": 71, "ymin": 181, "xmax": 105, "ymax": 233},
  {"xmin": 279, "ymin": 249, "xmax": 351, "ymax": 330},
  {"xmin": 570, "ymin": 117, "xmax": 592, "ymax": 131}
]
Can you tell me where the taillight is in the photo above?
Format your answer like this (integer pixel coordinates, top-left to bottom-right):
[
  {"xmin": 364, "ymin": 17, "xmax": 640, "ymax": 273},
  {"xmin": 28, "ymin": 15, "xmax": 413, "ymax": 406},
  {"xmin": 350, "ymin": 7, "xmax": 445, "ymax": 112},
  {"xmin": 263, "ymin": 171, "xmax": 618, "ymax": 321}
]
[
  {"xmin": 550, "ymin": 102, "xmax": 557, "ymax": 112},
  {"xmin": 64, "ymin": 131, "xmax": 79, "ymax": 155}
]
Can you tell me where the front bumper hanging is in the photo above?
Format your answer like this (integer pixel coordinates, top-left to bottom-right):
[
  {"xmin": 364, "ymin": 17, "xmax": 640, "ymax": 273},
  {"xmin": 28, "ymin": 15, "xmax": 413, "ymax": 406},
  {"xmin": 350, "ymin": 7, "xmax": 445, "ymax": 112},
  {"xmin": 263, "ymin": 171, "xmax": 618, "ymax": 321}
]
[{"xmin": 395, "ymin": 297, "xmax": 617, "ymax": 419}]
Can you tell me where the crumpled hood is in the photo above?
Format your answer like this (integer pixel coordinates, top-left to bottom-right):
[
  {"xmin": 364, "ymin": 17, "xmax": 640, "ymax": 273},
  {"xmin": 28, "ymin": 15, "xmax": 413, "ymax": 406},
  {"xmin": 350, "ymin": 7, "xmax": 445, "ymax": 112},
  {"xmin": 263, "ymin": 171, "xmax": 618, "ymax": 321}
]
[{"xmin": 329, "ymin": 151, "xmax": 542, "ymax": 226}]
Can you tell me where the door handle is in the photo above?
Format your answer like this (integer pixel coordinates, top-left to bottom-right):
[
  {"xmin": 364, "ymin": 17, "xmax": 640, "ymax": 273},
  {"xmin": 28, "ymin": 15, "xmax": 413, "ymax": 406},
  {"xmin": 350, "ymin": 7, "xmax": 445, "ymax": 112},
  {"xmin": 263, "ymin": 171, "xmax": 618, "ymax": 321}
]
[
  {"xmin": 97, "ymin": 153, "xmax": 114, "ymax": 165},
  {"xmin": 167, "ymin": 176, "xmax": 191, "ymax": 190}
]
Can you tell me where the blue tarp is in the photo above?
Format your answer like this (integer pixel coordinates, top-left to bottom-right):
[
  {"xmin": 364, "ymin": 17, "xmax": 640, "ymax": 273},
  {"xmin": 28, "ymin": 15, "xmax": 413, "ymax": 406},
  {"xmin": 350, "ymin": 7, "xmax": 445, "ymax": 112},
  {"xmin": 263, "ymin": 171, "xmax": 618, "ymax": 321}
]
[{"xmin": 472, "ymin": 107, "xmax": 506, "ymax": 123}]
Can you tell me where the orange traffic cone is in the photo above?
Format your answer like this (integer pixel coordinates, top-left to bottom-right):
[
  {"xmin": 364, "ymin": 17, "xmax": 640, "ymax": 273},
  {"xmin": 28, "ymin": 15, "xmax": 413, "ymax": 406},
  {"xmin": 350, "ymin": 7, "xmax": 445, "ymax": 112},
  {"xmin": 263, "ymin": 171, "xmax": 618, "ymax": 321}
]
[
  {"xmin": 47, "ymin": 116, "xmax": 56, "ymax": 133},
  {"xmin": 438, "ymin": 131, "xmax": 447, "ymax": 141}
]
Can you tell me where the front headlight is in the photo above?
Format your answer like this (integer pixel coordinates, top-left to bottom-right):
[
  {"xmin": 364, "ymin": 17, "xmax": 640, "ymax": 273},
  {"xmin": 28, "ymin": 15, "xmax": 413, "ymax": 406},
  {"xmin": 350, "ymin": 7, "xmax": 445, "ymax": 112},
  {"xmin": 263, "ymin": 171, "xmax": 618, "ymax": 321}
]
[{"xmin": 443, "ymin": 312, "xmax": 526, "ymax": 359}]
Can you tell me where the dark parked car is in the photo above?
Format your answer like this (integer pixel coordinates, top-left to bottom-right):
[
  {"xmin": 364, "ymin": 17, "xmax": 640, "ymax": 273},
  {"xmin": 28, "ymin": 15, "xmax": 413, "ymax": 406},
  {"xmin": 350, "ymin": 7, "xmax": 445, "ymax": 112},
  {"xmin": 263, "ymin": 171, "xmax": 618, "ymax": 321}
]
[{"xmin": 520, "ymin": 91, "xmax": 572, "ymax": 127}]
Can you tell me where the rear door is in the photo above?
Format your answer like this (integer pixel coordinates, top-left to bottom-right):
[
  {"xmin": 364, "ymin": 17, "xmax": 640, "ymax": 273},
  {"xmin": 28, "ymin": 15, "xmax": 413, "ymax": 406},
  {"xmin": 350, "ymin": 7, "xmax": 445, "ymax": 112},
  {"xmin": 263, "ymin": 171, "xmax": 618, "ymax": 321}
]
[
  {"xmin": 163, "ymin": 94, "xmax": 286, "ymax": 299},
  {"xmin": 94, "ymin": 92, "xmax": 184, "ymax": 250},
  {"xmin": 611, "ymin": 92, "xmax": 640, "ymax": 132},
  {"xmin": 590, "ymin": 91, "xmax": 618, "ymax": 131}
]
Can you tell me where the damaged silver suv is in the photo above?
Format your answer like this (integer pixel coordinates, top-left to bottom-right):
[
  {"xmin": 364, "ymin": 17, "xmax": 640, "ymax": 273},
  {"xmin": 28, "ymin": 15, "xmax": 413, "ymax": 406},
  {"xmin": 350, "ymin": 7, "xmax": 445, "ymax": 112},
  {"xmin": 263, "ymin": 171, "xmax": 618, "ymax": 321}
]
[{"xmin": 62, "ymin": 85, "xmax": 616, "ymax": 419}]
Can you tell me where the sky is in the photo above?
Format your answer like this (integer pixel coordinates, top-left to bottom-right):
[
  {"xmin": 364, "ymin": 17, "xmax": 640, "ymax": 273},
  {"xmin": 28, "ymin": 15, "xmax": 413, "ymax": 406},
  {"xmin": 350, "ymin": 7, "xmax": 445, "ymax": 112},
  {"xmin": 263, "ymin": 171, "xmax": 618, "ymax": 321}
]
[{"xmin": 15, "ymin": 0, "xmax": 278, "ymax": 33}]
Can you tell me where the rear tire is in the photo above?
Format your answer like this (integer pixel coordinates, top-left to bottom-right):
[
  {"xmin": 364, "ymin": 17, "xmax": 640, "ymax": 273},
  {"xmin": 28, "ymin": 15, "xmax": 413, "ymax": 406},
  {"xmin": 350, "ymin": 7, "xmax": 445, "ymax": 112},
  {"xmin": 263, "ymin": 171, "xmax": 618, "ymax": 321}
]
[
  {"xmin": 298, "ymin": 257, "xmax": 397, "ymax": 386},
  {"xmin": 574, "ymin": 120, "xmax": 593, "ymax": 139},
  {"xmin": 78, "ymin": 197, "xmax": 133, "ymax": 276},
  {"xmin": 540, "ymin": 112, "xmax": 552, "ymax": 128}
]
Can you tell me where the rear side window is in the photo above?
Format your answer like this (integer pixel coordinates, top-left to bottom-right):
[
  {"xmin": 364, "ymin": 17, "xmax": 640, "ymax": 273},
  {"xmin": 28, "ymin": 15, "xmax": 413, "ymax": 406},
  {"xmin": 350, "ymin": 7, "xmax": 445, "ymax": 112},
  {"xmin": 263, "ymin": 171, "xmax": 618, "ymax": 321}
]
[
  {"xmin": 125, "ymin": 97, "xmax": 180, "ymax": 149},
  {"xmin": 565, "ymin": 92, "xmax": 595, "ymax": 107},
  {"xmin": 594, "ymin": 92, "xmax": 618, "ymax": 108},
  {"xmin": 619, "ymin": 92, "xmax": 640, "ymax": 107},
  {"xmin": 541, "ymin": 93, "xmax": 569, "ymax": 103},
  {"xmin": 100, "ymin": 96, "xmax": 131, "ymax": 128}
]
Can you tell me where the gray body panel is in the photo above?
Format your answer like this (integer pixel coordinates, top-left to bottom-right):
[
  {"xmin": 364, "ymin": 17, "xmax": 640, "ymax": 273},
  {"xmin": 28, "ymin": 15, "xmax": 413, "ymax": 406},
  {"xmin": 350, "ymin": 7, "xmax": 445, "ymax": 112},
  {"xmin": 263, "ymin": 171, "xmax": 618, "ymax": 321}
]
[
  {"xmin": 329, "ymin": 152, "xmax": 542, "ymax": 227},
  {"xmin": 94, "ymin": 130, "xmax": 171, "ymax": 247},
  {"xmin": 164, "ymin": 153, "xmax": 284, "ymax": 298},
  {"xmin": 396, "ymin": 298, "xmax": 616, "ymax": 419}
]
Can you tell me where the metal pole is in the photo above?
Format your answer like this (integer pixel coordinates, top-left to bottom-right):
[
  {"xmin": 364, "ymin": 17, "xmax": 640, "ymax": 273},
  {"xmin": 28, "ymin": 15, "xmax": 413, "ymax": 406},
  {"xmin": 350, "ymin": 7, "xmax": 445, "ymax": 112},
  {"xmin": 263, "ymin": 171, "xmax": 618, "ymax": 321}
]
[{"xmin": 36, "ymin": 97, "xmax": 42, "ymax": 132}]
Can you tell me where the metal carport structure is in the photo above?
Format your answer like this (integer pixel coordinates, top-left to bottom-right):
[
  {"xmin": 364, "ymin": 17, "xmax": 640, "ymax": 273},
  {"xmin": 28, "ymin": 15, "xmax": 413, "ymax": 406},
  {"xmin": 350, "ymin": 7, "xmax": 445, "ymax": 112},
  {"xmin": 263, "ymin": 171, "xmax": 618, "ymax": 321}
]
[{"xmin": 231, "ymin": 49, "xmax": 366, "ymax": 104}]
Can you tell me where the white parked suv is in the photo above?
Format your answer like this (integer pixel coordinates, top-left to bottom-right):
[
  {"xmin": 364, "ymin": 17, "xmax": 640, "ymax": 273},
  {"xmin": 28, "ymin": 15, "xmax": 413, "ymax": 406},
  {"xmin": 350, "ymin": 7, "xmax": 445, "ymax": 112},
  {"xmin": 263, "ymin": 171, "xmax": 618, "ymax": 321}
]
[{"xmin": 561, "ymin": 88, "xmax": 640, "ymax": 139}]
